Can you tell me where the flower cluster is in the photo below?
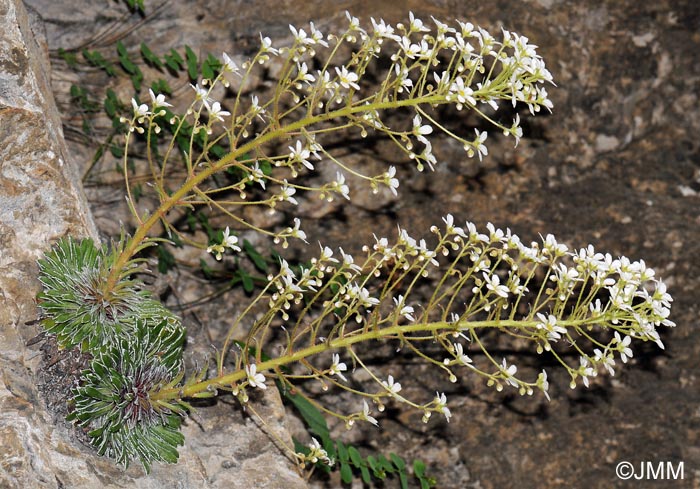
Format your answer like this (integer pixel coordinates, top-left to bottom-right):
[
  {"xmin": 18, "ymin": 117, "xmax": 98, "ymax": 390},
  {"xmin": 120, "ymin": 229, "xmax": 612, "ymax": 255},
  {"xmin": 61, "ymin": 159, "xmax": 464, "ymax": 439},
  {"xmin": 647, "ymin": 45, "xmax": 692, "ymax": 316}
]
[
  {"xmin": 237, "ymin": 216, "xmax": 673, "ymax": 426},
  {"xmin": 51, "ymin": 12, "xmax": 675, "ymax": 474},
  {"xmin": 119, "ymin": 13, "xmax": 554, "ymax": 257}
]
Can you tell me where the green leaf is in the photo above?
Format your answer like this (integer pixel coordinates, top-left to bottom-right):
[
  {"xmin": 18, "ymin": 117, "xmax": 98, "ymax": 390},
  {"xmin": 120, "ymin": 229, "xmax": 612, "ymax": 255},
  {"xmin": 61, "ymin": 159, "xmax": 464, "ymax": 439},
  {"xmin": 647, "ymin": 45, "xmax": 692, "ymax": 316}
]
[
  {"xmin": 280, "ymin": 388, "xmax": 331, "ymax": 446},
  {"xmin": 140, "ymin": 42, "xmax": 163, "ymax": 69},
  {"xmin": 151, "ymin": 78, "xmax": 172, "ymax": 96},
  {"xmin": 377, "ymin": 454, "xmax": 394, "ymax": 473},
  {"xmin": 367, "ymin": 455, "xmax": 387, "ymax": 479},
  {"xmin": 199, "ymin": 258, "xmax": 214, "ymax": 279},
  {"xmin": 185, "ymin": 45, "xmax": 198, "ymax": 80},
  {"xmin": 243, "ymin": 240, "xmax": 268, "ymax": 273},
  {"xmin": 201, "ymin": 53, "xmax": 222, "ymax": 81},
  {"xmin": 57, "ymin": 48, "xmax": 78, "ymax": 68},
  {"xmin": 413, "ymin": 459, "xmax": 426, "ymax": 478},
  {"xmin": 336, "ymin": 441, "xmax": 349, "ymax": 463},
  {"xmin": 240, "ymin": 271, "xmax": 254, "ymax": 293},
  {"xmin": 390, "ymin": 452, "xmax": 410, "ymax": 488},
  {"xmin": 110, "ymin": 143, "xmax": 124, "ymax": 159},
  {"xmin": 164, "ymin": 49, "xmax": 185, "ymax": 72},
  {"xmin": 81, "ymin": 48, "xmax": 117, "ymax": 76},
  {"xmin": 69, "ymin": 84, "xmax": 82, "ymax": 99},
  {"xmin": 348, "ymin": 446, "xmax": 362, "ymax": 467},
  {"xmin": 116, "ymin": 40, "xmax": 128, "ymax": 59},
  {"xmin": 259, "ymin": 159, "xmax": 273, "ymax": 176},
  {"xmin": 340, "ymin": 461, "xmax": 353, "ymax": 483},
  {"xmin": 92, "ymin": 143, "xmax": 105, "ymax": 165},
  {"xmin": 124, "ymin": 0, "xmax": 145, "ymax": 13},
  {"xmin": 157, "ymin": 245, "xmax": 176, "ymax": 274},
  {"xmin": 116, "ymin": 41, "xmax": 143, "ymax": 91}
]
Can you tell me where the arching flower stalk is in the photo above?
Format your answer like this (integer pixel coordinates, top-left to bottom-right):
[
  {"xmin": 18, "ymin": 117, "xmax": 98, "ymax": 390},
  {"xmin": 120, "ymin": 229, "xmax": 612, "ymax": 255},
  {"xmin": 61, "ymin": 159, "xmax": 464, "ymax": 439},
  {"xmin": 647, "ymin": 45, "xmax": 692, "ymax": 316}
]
[{"xmin": 35, "ymin": 13, "xmax": 673, "ymax": 472}]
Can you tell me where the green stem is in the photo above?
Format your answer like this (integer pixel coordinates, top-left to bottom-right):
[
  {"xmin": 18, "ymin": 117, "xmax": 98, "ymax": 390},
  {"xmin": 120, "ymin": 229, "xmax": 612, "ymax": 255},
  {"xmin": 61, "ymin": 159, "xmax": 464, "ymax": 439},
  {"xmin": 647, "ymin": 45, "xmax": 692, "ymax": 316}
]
[
  {"xmin": 104, "ymin": 94, "xmax": 444, "ymax": 291},
  {"xmin": 152, "ymin": 317, "xmax": 597, "ymax": 402}
]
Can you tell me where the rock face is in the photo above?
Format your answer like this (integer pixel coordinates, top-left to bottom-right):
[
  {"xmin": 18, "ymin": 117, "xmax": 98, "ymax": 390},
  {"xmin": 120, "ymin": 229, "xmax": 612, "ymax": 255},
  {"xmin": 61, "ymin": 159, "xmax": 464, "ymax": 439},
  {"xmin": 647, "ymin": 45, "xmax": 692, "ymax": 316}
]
[
  {"xmin": 8, "ymin": 1, "xmax": 700, "ymax": 488},
  {"xmin": 0, "ymin": 1, "xmax": 306, "ymax": 488}
]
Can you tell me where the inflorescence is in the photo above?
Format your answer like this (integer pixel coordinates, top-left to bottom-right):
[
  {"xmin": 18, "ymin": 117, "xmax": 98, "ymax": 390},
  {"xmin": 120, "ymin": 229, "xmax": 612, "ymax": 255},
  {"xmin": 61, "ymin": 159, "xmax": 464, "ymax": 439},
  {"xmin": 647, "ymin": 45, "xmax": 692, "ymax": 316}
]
[{"xmin": 36, "ymin": 12, "xmax": 672, "ymax": 473}]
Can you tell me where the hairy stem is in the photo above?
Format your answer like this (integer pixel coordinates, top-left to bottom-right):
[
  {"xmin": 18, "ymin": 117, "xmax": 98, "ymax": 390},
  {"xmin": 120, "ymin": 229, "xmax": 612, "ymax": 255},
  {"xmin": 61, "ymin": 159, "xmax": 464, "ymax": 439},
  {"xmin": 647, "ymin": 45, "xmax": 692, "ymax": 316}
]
[
  {"xmin": 152, "ymin": 317, "xmax": 597, "ymax": 402},
  {"xmin": 104, "ymin": 94, "xmax": 444, "ymax": 292}
]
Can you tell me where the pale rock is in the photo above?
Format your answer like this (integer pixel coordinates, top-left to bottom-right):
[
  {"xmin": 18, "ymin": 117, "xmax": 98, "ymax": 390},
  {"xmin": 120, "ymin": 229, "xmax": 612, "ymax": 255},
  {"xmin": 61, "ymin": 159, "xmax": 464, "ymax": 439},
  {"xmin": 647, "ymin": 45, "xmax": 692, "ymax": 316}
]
[{"xmin": 0, "ymin": 1, "xmax": 306, "ymax": 487}]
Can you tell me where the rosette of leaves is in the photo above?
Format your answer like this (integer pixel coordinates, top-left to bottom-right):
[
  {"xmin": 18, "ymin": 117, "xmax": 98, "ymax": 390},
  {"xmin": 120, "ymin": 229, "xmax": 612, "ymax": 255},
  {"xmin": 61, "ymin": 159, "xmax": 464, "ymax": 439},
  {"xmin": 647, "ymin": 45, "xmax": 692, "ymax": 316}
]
[
  {"xmin": 37, "ymin": 237, "xmax": 177, "ymax": 349},
  {"xmin": 67, "ymin": 319, "xmax": 188, "ymax": 471}
]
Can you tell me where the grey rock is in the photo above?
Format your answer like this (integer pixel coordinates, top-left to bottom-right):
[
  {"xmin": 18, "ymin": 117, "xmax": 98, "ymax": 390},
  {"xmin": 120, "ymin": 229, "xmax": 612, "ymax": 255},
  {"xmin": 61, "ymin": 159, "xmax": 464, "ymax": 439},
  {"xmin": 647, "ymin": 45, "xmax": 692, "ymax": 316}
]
[{"xmin": 0, "ymin": 1, "xmax": 306, "ymax": 487}]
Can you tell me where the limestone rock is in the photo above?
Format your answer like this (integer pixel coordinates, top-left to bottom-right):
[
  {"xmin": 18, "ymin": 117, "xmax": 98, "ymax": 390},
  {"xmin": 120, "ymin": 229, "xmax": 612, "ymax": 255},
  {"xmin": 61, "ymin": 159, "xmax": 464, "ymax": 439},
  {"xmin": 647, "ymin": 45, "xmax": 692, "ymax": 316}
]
[{"xmin": 0, "ymin": 1, "xmax": 306, "ymax": 487}]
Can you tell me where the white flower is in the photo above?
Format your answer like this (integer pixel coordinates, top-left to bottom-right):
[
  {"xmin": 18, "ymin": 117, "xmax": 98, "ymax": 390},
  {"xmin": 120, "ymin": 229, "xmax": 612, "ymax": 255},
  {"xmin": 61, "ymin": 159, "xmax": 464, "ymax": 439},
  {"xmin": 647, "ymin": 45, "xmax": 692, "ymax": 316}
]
[
  {"xmin": 345, "ymin": 11, "xmax": 361, "ymax": 32},
  {"xmin": 448, "ymin": 77, "xmax": 476, "ymax": 108},
  {"xmin": 352, "ymin": 285, "xmax": 380, "ymax": 309},
  {"xmin": 250, "ymin": 95, "xmax": 265, "ymax": 120},
  {"xmin": 408, "ymin": 12, "xmax": 429, "ymax": 33},
  {"xmin": 335, "ymin": 66, "xmax": 360, "ymax": 90},
  {"xmin": 248, "ymin": 161, "xmax": 267, "ymax": 190},
  {"xmin": 288, "ymin": 140, "xmax": 313, "ymax": 170},
  {"xmin": 538, "ymin": 370, "xmax": 550, "ymax": 401},
  {"xmin": 288, "ymin": 217, "xmax": 308, "ymax": 242},
  {"xmin": 435, "ymin": 392, "xmax": 451, "ymax": 422},
  {"xmin": 412, "ymin": 115, "xmax": 433, "ymax": 137},
  {"xmin": 361, "ymin": 400, "xmax": 378, "ymax": 426},
  {"xmin": 148, "ymin": 89, "xmax": 172, "ymax": 108},
  {"xmin": 500, "ymin": 358, "xmax": 519, "ymax": 388},
  {"xmin": 205, "ymin": 101, "xmax": 231, "ymax": 122},
  {"xmin": 594, "ymin": 348, "xmax": 616, "ymax": 376},
  {"xmin": 535, "ymin": 313, "xmax": 567, "ymax": 342},
  {"xmin": 371, "ymin": 17, "xmax": 400, "ymax": 42},
  {"xmin": 505, "ymin": 113, "xmax": 523, "ymax": 146},
  {"xmin": 400, "ymin": 37, "xmax": 430, "ymax": 59},
  {"xmin": 382, "ymin": 375, "xmax": 402, "ymax": 396},
  {"xmin": 131, "ymin": 98, "xmax": 150, "ymax": 118},
  {"xmin": 295, "ymin": 62, "xmax": 316, "ymax": 85},
  {"xmin": 206, "ymin": 228, "xmax": 239, "ymax": 261},
  {"xmin": 393, "ymin": 295, "xmax": 415, "ymax": 322},
  {"xmin": 578, "ymin": 356, "xmax": 596, "ymax": 387},
  {"xmin": 543, "ymin": 234, "xmax": 568, "ymax": 256},
  {"xmin": 309, "ymin": 22, "xmax": 329, "ymax": 47},
  {"xmin": 483, "ymin": 272, "xmax": 509, "ymax": 299},
  {"xmin": 289, "ymin": 24, "xmax": 313, "ymax": 45},
  {"xmin": 260, "ymin": 34, "xmax": 279, "ymax": 55},
  {"xmin": 472, "ymin": 129, "xmax": 488, "ymax": 161},
  {"xmin": 318, "ymin": 245, "xmax": 338, "ymax": 263},
  {"xmin": 384, "ymin": 166, "xmax": 399, "ymax": 196},
  {"xmin": 305, "ymin": 437, "xmax": 333, "ymax": 466},
  {"xmin": 280, "ymin": 180, "xmax": 298, "ymax": 205},
  {"xmin": 222, "ymin": 52, "xmax": 239, "ymax": 73},
  {"xmin": 300, "ymin": 437, "xmax": 333, "ymax": 467},
  {"xmin": 222, "ymin": 226, "xmax": 241, "ymax": 252},
  {"xmin": 190, "ymin": 83, "xmax": 210, "ymax": 102},
  {"xmin": 206, "ymin": 243, "xmax": 225, "ymax": 261},
  {"xmin": 339, "ymin": 247, "xmax": 362, "ymax": 273},
  {"xmin": 329, "ymin": 353, "xmax": 348, "ymax": 382},
  {"xmin": 442, "ymin": 214, "xmax": 466, "ymax": 238},
  {"xmin": 333, "ymin": 172, "xmax": 350, "ymax": 200},
  {"xmin": 453, "ymin": 342, "xmax": 473, "ymax": 367},
  {"xmin": 417, "ymin": 140, "xmax": 437, "ymax": 171},
  {"xmin": 614, "ymin": 332, "xmax": 633, "ymax": 363},
  {"xmin": 246, "ymin": 363, "xmax": 267, "ymax": 390}
]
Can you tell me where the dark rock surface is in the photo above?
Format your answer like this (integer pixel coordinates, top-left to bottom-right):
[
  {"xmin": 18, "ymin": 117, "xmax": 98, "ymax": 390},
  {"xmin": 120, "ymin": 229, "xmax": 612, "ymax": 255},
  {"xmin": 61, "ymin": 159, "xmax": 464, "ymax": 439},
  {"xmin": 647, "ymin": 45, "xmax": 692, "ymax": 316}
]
[{"xmin": 17, "ymin": 0, "xmax": 700, "ymax": 488}]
